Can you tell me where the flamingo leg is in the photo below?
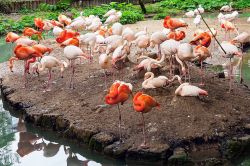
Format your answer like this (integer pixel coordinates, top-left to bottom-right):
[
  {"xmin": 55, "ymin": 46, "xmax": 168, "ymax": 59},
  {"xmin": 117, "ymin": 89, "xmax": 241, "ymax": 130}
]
[
  {"xmin": 104, "ymin": 69, "xmax": 107, "ymax": 90},
  {"xmin": 69, "ymin": 60, "xmax": 75, "ymax": 89},
  {"xmin": 117, "ymin": 104, "xmax": 122, "ymax": 141},
  {"xmin": 229, "ymin": 58, "xmax": 233, "ymax": 92},
  {"xmin": 169, "ymin": 55, "xmax": 173, "ymax": 76},
  {"xmin": 200, "ymin": 61, "xmax": 204, "ymax": 86},
  {"xmin": 47, "ymin": 69, "xmax": 52, "ymax": 91},
  {"xmin": 140, "ymin": 113, "xmax": 147, "ymax": 148},
  {"xmin": 240, "ymin": 57, "xmax": 243, "ymax": 84},
  {"xmin": 23, "ymin": 60, "xmax": 28, "ymax": 88}
]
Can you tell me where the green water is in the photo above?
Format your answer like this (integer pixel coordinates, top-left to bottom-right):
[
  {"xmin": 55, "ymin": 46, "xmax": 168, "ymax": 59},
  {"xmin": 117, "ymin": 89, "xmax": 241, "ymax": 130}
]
[{"xmin": 0, "ymin": 40, "xmax": 15, "ymax": 63}]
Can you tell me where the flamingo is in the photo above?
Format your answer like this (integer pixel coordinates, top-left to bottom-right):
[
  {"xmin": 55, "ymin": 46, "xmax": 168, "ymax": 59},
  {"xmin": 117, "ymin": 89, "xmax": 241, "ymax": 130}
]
[
  {"xmin": 105, "ymin": 80, "xmax": 133, "ymax": 141},
  {"xmin": 5, "ymin": 32, "xmax": 20, "ymax": 43},
  {"xmin": 193, "ymin": 15, "xmax": 201, "ymax": 28},
  {"xmin": 79, "ymin": 33, "xmax": 97, "ymax": 58},
  {"xmin": 247, "ymin": 17, "xmax": 250, "ymax": 23},
  {"xmin": 122, "ymin": 27, "xmax": 135, "ymax": 41},
  {"xmin": 15, "ymin": 36, "xmax": 37, "ymax": 46},
  {"xmin": 34, "ymin": 18, "xmax": 45, "ymax": 31},
  {"xmin": 160, "ymin": 39, "xmax": 181, "ymax": 75},
  {"xmin": 185, "ymin": 10, "xmax": 195, "ymax": 18},
  {"xmin": 193, "ymin": 45, "xmax": 211, "ymax": 85},
  {"xmin": 9, "ymin": 45, "xmax": 43, "ymax": 87},
  {"xmin": 104, "ymin": 35, "xmax": 124, "ymax": 55},
  {"xmin": 66, "ymin": 19, "xmax": 86, "ymax": 31},
  {"xmin": 194, "ymin": 5, "xmax": 205, "ymax": 14},
  {"xmin": 61, "ymin": 37, "xmax": 80, "ymax": 47},
  {"xmin": 104, "ymin": 11, "xmax": 122, "ymax": 25},
  {"xmin": 104, "ymin": 9, "xmax": 117, "ymax": 17},
  {"xmin": 32, "ymin": 56, "xmax": 68, "ymax": 91},
  {"xmin": 108, "ymin": 22, "xmax": 123, "ymax": 36},
  {"xmin": 190, "ymin": 32, "xmax": 212, "ymax": 48},
  {"xmin": 56, "ymin": 30, "xmax": 79, "ymax": 43},
  {"xmin": 99, "ymin": 53, "xmax": 112, "ymax": 88},
  {"xmin": 175, "ymin": 43, "xmax": 197, "ymax": 81},
  {"xmin": 220, "ymin": 2, "xmax": 233, "ymax": 12},
  {"xmin": 150, "ymin": 30, "xmax": 170, "ymax": 56},
  {"xmin": 220, "ymin": 19, "xmax": 238, "ymax": 40},
  {"xmin": 33, "ymin": 44, "xmax": 53, "ymax": 55},
  {"xmin": 175, "ymin": 83, "xmax": 208, "ymax": 96},
  {"xmin": 58, "ymin": 14, "xmax": 72, "ymax": 25},
  {"xmin": 163, "ymin": 16, "xmax": 188, "ymax": 31},
  {"xmin": 133, "ymin": 92, "xmax": 160, "ymax": 147},
  {"xmin": 134, "ymin": 51, "xmax": 165, "ymax": 72},
  {"xmin": 52, "ymin": 26, "xmax": 63, "ymax": 37},
  {"xmin": 23, "ymin": 27, "xmax": 42, "ymax": 40},
  {"xmin": 112, "ymin": 41, "xmax": 131, "ymax": 67},
  {"xmin": 134, "ymin": 35, "xmax": 150, "ymax": 57},
  {"xmin": 219, "ymin": 41, "xmax": 242, "ymax": 92},
  {"xmin": 63, "ymin": 45, "xmax": 91, "ymax": 89},
  {"xmin": 167, "ymin": 30, "xmax": 186, "ymax": 41},
  {"xmin": 142, "ymin": 72, "xmax": 182, "ymax": 89},
  {"xmin": 231, "ymin": 32, "xmax": 250, "ymax": 48}
]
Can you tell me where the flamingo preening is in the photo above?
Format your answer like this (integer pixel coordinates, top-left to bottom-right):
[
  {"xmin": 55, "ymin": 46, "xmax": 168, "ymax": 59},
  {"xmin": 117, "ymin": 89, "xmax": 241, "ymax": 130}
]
[
  {"xmin": 9, "ymin": 45, "xmax": 43, "ymax": 87},
  {"xmin": 133, "ymin": 92, "xmax": 160, "ymax": 147},
  {"xmin": 105, "ymin": 80, "xmax": 133, "ymax": 141}
]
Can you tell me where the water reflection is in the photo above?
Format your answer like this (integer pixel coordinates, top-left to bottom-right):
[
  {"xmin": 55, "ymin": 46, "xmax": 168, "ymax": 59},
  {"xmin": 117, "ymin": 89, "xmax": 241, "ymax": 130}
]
[
  {"xmin": 223, "ymin": 50, "xmax": 250, "ymax": 87},
  {"xmin": 0, "ymin": 98, "xmax": 123, "ymax": 166}
]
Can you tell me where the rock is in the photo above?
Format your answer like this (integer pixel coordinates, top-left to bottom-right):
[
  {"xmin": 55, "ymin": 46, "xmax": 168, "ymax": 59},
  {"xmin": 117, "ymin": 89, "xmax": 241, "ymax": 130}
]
[
  {"xmin": 56, "ymin": 116, "xmax": 70, "ymax": 131},
  {"xmin": 217, "ymin": 72, "xmax": 225, "ymax": 78},
  {"xmin": 104, "ymin": 141, "xmax": 131, "ymax": 159},
  {"xmin": 89, "ymin": 132, "xmax": 116, "ymax": 152},
  {"xmin": 76, "ymin": 128, "xmax": 98, "ymax": 144},
  {"xmin": 200, "ymin": 158, "xmax": 225, "ymax": 166},
  {"xmin": 126, "ymin": 143, "xmax": 171, "ymax": 161},
  {"xmin": 168, "ymin": 148, "xmax": 194, "ymax": 166},
  {"xmin": 244, "ymin": 124, "xmax": 250, "ymax": 133}
]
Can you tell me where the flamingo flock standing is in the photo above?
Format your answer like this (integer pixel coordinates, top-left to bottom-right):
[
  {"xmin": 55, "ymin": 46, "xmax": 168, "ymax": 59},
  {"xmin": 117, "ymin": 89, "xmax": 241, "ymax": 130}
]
[{"xmin": 5, "ymin": 5, "xmax": 250, "ymax": 147}]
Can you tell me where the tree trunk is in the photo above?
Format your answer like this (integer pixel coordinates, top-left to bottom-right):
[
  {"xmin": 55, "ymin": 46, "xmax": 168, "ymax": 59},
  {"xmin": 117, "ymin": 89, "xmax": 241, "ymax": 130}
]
[{"xmin": 138, "ymin": 0, "xmax": 147, "ymax": 14}]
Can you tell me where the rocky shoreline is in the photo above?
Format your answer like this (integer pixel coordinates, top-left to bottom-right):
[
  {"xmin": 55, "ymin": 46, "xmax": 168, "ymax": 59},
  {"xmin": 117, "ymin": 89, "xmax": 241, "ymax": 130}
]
[{"xmin": 1, "ymin": 72, "xmax": 250, "ymax": 165}]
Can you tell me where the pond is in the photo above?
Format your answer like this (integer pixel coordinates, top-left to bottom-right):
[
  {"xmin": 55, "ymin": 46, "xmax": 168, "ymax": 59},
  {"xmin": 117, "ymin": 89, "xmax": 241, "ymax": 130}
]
[{"xmin": 0, "ymin": 96, "xmax": 126, "ymax": 166}]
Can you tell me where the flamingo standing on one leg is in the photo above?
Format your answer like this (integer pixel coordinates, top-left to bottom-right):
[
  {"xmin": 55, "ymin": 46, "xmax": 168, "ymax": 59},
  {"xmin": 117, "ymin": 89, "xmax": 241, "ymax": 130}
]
[
  {"xmin": 105, "ymin": 80, "xmax": 133, "ymax": 141},
  {"xmin": 133, "ymin": 92, "xmax": 160, "ymax": 148}
]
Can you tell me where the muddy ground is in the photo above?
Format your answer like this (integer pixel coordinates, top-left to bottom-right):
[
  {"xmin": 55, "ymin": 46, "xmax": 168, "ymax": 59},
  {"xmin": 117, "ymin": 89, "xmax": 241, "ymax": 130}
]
[{"xmin": 1, "ymin": 17, "xmax": 250, "ymax": 162}]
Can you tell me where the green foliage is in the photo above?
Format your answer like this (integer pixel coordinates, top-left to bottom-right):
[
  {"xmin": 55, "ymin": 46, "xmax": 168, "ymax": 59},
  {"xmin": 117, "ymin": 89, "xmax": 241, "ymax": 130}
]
[
  {"xmin": 156, "ymin": 0, "xmax": 250, "ymax": 11},
  {"xmin": 38, "ymin": 2, "xmax": 70, "ymax": 11},
  {"xmin": 120, "ymin": 11, "xmax": 144, "ymax": 24}
]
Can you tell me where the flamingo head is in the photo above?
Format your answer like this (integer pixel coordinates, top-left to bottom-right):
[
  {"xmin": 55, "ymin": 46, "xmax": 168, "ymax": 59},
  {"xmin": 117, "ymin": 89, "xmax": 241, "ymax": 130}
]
[{"xmin": 199, "ymin": 89, "xmax": 208, "ymax": 96}]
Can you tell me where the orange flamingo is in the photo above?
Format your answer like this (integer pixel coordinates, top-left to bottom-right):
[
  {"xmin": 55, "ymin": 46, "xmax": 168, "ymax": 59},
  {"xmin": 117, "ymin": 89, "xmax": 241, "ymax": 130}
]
[
  {"xmin": 33, "ymin": 44, "xmax": 53, "ymax": 55},
  {"xmin": 105, "ymin": 80, "xmax": 133, "ymax": 141},
  {"xmin": 220, "ymin": 20, "xmax": 238, "ymax": 40},
  {"xmin": 167, "ymin": 30, "xmax": 186, "ymax": 41},
  {"xmin": 61, "ymin": 37, "xmax": 80, "ymax": 47},
  {"xmin": 9, "ymin": 45, "xmax": 43, "ymax": 87},
  {"xmin": 34, "ymin": 18, "xmax": 44, "ymax": 31},
  {"xmin": 133, "ymin": 92, "xmax": 160, "ymax": 147},
  {"xmin": 193, "ymin": 45, "xmax": 211, "ymax": 85},
  {"xmin": 5, "ymin": 32, "xmax": 20, "ymax": 43},
  {"xmin": 23, "ymin": 27, "xmax": 43, "ymax": 40},
  {"xmin": 56, "ymin": 30, "xmax": 79, "ymax": 43},
  {"xmin": 190, "ymin": 32, "xmax": 212, "ymax": 48},
  {"xmin": 163, "ymin": 16, "xmax": 188, "ymax": 31}
]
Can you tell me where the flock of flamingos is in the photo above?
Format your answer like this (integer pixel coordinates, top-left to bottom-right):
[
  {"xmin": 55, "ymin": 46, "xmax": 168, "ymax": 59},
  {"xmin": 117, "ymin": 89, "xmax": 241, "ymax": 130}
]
[{"xmin": 4, "ymin": 3, "xmax": 250, "ymax": 147}]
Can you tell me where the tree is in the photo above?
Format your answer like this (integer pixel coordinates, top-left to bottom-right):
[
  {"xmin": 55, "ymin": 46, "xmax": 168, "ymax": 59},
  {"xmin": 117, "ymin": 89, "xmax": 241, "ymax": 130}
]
[{"xmin": 138, "ymin": 0, "xmax": 147, "ymax": 14}]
